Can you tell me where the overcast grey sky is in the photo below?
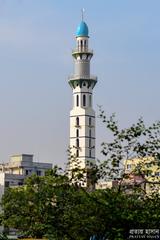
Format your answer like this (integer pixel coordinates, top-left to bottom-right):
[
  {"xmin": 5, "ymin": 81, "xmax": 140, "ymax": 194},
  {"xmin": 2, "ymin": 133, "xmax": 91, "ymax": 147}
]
[{"xmin": 0, "ymin": 0, "xmax": 159, "ymax": 166}]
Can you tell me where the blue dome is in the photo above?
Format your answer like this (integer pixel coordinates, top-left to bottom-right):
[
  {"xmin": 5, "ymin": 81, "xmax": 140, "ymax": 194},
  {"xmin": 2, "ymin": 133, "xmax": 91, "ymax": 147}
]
[{"xmin": 76, "ymin": 21, "xmax": 89, "ymax": 37}]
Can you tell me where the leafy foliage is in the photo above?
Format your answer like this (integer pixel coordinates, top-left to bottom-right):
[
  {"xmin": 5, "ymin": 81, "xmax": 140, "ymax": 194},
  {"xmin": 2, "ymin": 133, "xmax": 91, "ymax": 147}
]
[
  {"xmin": 98, "ymin": 106, "xmax": 160, "ymax": 183},
  {"xmin": 1, "ymin": 111, "xmax": 160, "ymax": 239}
]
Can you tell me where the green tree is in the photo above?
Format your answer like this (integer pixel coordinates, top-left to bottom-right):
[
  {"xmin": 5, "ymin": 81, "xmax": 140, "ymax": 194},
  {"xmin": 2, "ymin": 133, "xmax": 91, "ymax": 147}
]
[
  {"xmin": 97, "ymin": 106, "xmax": 160, "ymax": 188},
  {"xmin": 1, "ymin": 111, "xmax": 160, "ymax": 240}
]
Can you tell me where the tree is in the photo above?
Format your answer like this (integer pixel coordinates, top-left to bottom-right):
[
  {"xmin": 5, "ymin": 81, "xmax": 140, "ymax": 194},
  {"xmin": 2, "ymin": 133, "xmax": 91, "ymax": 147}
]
[
  {"xmin": 1, "ymin": 110, "xmax": 160, "ymax": 239},
  {"xmin": 97, "ymin": 106, "xmax": 160, "ymax": 190}
]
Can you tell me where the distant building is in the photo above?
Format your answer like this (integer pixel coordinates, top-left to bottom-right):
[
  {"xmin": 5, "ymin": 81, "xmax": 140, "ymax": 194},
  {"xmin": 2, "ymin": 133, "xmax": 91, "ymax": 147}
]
[
  {"xmin": 96, "ymin": 157, "xmax": 160, "ymax": 193},
  {"xmin": 0, "ymin": 154, "xmax": 52, "ymax": 199},
  {"xmin": 96, "ymin": 180, "xmax": 119, "ymax": 190},
  {"xmin": 124, "ymin": 157, "xmax": 160, "ymax": 193}
]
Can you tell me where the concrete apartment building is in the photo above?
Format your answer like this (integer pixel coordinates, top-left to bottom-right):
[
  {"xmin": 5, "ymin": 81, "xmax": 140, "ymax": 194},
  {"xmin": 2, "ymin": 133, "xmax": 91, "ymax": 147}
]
[{"xmin": 0, "ymin": 154, "xmax": 52, "ymax": 199}]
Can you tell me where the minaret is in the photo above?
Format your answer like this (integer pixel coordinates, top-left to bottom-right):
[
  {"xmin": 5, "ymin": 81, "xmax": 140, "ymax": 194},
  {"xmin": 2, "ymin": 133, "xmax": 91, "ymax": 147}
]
[{"xmin": 68, "ymin": 18, "xmax": 97, "ymax": 186}]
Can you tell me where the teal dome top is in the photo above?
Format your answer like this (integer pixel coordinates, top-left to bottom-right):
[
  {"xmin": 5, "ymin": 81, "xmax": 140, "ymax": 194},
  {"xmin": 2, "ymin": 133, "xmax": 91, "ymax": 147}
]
[{"xmin": 76, "ymin": 21, "xmax": 89, "ymax": 37}]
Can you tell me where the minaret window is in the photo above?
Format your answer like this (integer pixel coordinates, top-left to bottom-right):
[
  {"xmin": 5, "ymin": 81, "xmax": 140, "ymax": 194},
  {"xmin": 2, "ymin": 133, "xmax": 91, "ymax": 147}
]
[
  {"xmin": 89, "ymin": 139, "xmax": 91, "ymax": 148},
  {"xmin": 89, "ymin": 117, "xmax": 92, "ymax": 126},
  {"xmin": 89, "ymin": 95, "xmax": 92, "ymax": 107},
  {"xmin": 76, "ymin": 117, "xmax": 79, "ymax": 126},
  {"xmin": 76, "ymin": 95, "xmax": 79, "ymax": 107},
  {"xmin": 76, "ymin": 129, "xmax": 79, "ymax": 137},
  {"xmin": 76, "ymin": 150, "xmax": 79, "ymax": 157},
  {"xmin": 83, "ymin": 82, "xmax": 86, "ymax": 87},
  {"xmin": 76, "ymin": 138, "xmax": 79, "ymax": 148},
  {"xmin": 89, "ymin": 149, "xmax": 91, "ymax": 158},
  {"xmin": 83, "ymin": 95, "xmax": 86, "ymax": 107},
  {"xmin": 82, "ymin": 54, "xmax": 87, "ymax": 60},
  {"xmin": 89, "ymin": 129, "xmax": 91, "ymax": 138}
]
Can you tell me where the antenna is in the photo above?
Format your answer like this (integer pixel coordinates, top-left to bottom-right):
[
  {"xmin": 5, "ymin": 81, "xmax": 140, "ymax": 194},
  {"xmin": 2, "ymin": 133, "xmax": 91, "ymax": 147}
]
[{"xmin": 81, "ymin": 8, "xmax": 85, "ymax": 21}]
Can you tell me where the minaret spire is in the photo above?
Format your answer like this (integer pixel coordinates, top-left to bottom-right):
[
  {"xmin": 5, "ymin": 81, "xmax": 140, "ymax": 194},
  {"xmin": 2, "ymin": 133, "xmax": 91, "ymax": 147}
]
[
  {"xmin": 81, "ymin": 8, "xmax": 85, "ymax": 21},
  {"xmin": 68, "ymin": 19, "xmax": 97, "ymax": 188}
]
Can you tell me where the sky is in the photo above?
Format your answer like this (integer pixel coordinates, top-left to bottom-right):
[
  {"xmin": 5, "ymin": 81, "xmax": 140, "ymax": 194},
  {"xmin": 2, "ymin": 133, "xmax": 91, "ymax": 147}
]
[{"xmin": 0, "ymin": 0, "xmax": 159, "ymax": 166}]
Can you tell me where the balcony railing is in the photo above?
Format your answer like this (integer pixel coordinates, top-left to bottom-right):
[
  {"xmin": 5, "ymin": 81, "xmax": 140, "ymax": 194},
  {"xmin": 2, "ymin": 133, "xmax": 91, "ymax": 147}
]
[
  {"xmin": 69, "ymin": 74, "xmax": 97, "ymax": 81},
  {"xmin": 72, "ymin": 48, "xmax": 93, "ymax": 54}
]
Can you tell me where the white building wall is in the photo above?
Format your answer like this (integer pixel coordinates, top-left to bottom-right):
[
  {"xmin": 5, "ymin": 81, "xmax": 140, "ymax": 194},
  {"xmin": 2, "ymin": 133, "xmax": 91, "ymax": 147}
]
[{"xmin": 0, "ymin": 172, "xmax": 5, "ymax": 201}]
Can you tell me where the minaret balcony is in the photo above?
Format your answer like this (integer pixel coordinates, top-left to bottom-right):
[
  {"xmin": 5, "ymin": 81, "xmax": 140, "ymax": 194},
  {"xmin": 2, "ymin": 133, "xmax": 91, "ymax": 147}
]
[
  {"xmin": 68, "ymin": 75, "xmax": 97, "ymax": 89},
  {"xmin": 72, "ymin": 48, "xmax": 93, "ymax": 55},
  {"xmin": 69, "ymin": 74, "xmax": 97, "ymax": 81}
]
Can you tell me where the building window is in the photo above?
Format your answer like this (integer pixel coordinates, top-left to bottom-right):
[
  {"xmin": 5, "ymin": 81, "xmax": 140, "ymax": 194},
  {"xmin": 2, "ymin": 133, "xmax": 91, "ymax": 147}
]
[
  {"xmin": 37, "ymin": 170, "xmax": 41, "ymax": 176},
  {"xmin": 5, "ymin": 181, "xmax": 10, "ymax": 187},
  {"xmin": 83, "ymin": 95, "xmax": 86, "ymax": 107},
  {"xmin": 89, "ymin": 117, "xmax": 92, "ymax": 126},
  {"xmin": 76, "ymin": 117, "xmax": 79, "ymax": 126},
  {"xmin": 76, "ymin": 129, "xmax": 79, "ymax": 137},
  {"xmin": 18, "ymin": 182, "xmax": 23, "ymax": 186},
  {"xmin": 26, "ymin": 170, "xmax": 29, "ymax": 175},
  {"xmin": 76, "ymin": 138, "xmax": 79, "ymax": 148},
  {"xmin": 76, "ymin": 150, "xmax": 79, "ymax": 157},
  {"xmin": 76, "ymin": 95, "xmax": 79, "ymax": 107}
]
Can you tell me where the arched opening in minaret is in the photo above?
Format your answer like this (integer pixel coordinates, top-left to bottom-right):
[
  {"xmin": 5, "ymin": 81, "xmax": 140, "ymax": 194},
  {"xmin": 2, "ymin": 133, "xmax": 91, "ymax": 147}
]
[
  {"xmin": 89, "ymin": 117, "xmax": 92, "ymax": 126},
  {"xmin": 76, "ymin": 149, "xmax": 79, "ymax": 157},
  {"xmin": 76, "ymin": 129, "xmax": 79, "ymax": 137},
  {"xmin": 89, "ymin": 95, "xmax": 92, "ymax": 107},
  {"xmin": 76, "ymin": 139, "xmax": 79, "ymax": 148},
  {"xmin": 76, "ymin": 117, "xmax": 79, "ymax": 126},
  {"xmin": 89, "ymin": 129, "xmax": 91, "ymax": 138},
  {"xmin": 89, "ymin": 149, "xmax": 91, "ymax": 158},
  {"xmin": 83, "ymin": 95, "xmax": 86, "ymax": 107},
  {"xmin": 76, "ymin": 95, "xmax": 79, "ymax": 107},
  {"xmin": 89, "ymin": 139, "xmax": 91, "ymax": 148}
]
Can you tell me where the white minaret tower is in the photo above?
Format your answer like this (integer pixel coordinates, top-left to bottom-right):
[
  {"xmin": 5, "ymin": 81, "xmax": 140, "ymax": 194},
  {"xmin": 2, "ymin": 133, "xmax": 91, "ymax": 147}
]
[{"xmin": 68, "ymin": 17, "xmax": 97, "ymax": 186}]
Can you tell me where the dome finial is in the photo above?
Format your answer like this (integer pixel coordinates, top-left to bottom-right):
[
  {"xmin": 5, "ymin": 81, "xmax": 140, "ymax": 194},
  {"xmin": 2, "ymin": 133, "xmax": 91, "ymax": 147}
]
[
  {"xmin": 76, "ymin": 10, "xmax": 89, "ymax": 37},
  {"xmin": 81, "ymin": 8, "xmax": 85, "ymax": 21}
]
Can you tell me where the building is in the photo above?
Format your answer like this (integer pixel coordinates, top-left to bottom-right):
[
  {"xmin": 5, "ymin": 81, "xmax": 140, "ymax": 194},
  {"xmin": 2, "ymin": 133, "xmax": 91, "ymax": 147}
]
[
  {"xmin": 96, "ymin": 180, "xmax": 119, "ymax": 190},
  {"xmin": 68, "ymin": 18, "xmax": 97, "ymax": 186},
  {"xmin": 124, "ymin": 157, "xmax": 160, "ymax": 193},
  {"xmin": 0, "ymin": 154, "xmax": 52, "ymax": 199}
]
